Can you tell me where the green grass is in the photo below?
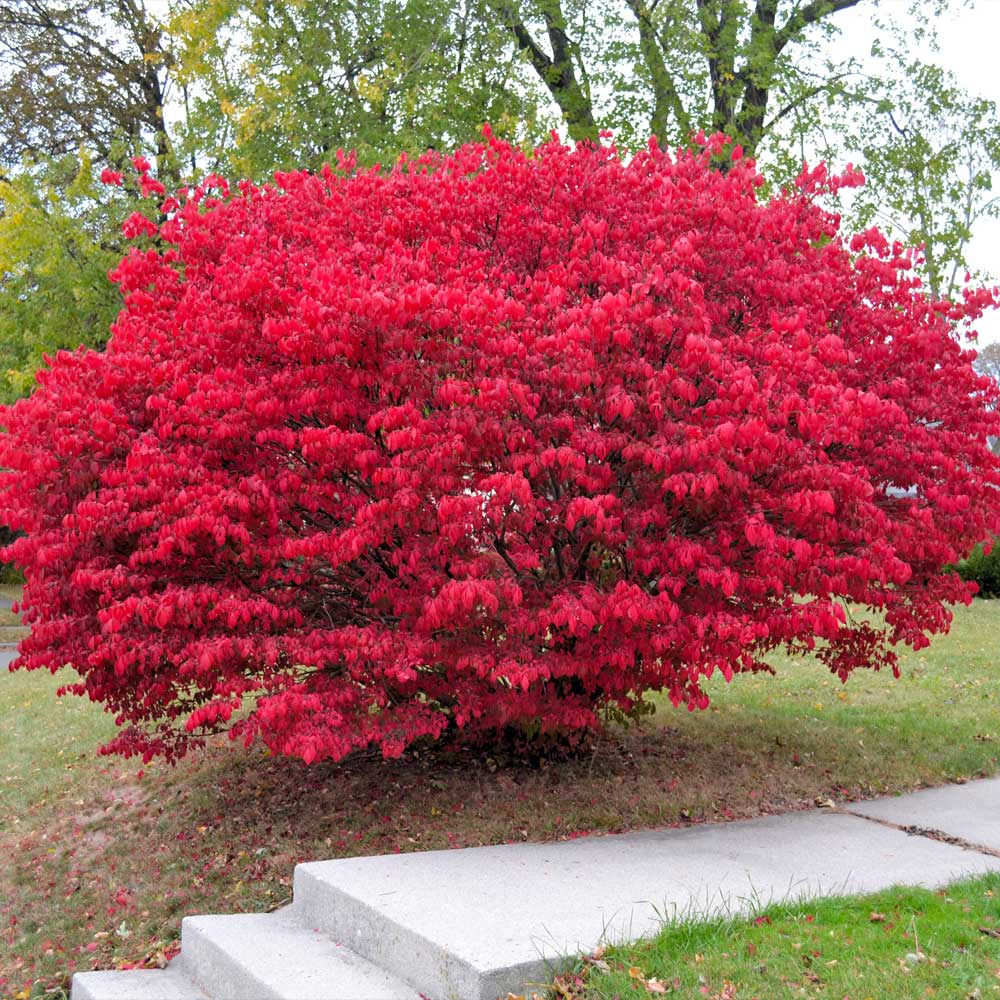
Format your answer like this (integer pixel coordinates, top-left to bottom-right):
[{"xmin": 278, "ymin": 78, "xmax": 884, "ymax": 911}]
[
  {"xmin": 2, "ymin": 598, "xmax": 1000, "ymax": 995},
  {"xmin": 665, "ymin": 598, "xmax": 1000, "ymax": 807},
  {"xmin": 0, "ymin": 664, "xmax": 118, "ymax": 823},
  {"xmin": 572, "ymin": 873, "xmax": 1000, "ymax": 999},
  {"xmin": 0, "ymin": 584, "xmax": 30, "ymax": 647}
]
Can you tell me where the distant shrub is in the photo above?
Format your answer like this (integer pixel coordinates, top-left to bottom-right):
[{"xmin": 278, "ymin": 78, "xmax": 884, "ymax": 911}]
[
  {"xmin": 0, "ymin": 526, "xmax": 22, "ymax": 584},
  {"xmin": 955, "ymin": 538, "xmax": 1000, "ymax": 597},
  {"xmin": 2, "ymin": 135, "xmax": 1000, "ymax": 764}
]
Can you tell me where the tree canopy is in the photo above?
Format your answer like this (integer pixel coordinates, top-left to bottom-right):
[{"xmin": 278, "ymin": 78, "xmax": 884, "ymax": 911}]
[{"xmin": 0, "ymin": 0, "xmax": 175, "ymax": 168}]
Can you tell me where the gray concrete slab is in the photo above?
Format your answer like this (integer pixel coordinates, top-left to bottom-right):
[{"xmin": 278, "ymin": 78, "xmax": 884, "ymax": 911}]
[
  {"xmin": 846, "ymin": 777, "xmax": 1000, "ymax": 852},
  {"xmin": 294, "ymin": 807, "xmax": 1000, "ymax": 1000},
  {"xmin": 71, "ymin": 968, "xmax": 208, "ymax": 1000},
  {"xmin": 179, "ymin": 910, "xmax": 421, "ymax": 1000}
]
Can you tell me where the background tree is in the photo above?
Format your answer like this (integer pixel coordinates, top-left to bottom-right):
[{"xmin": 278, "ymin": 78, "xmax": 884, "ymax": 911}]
[
  {"xmin": 494, "ymin": 0, "xmax": 865, "ymax": 154},
  {"xmin": 169, "ymin": 0, "xmax": 545, "ymax": 176},
  {"xmin": 974, "ymin": 342, "xmax": 1000, "ymax": 388},
  {"xmin": 0, "ymin": 0, "xmax": 196, "ymax": 400},
  {"xmin": 0, "ymin": 155, "xmax": 127, "ymax": 402},
  {"xmin": 2, "ymin": 0, "xmax": 1000, "ymax": 404},
  {"xmin": 0, "ymin": 0, "xmax": 177, "ymax": 170},
  {"xmin": 840, "ymin": 60, "xmax": 1000, "ymax": 300}
]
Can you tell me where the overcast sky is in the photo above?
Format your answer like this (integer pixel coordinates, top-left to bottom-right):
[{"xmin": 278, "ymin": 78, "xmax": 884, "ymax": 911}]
[{"xmin": 829, "ymin": 1, "xmax": 1000, "ymax": 345}]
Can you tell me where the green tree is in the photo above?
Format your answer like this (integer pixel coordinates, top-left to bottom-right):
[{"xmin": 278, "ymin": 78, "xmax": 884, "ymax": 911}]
[
  {"xmin": 843, "ymin": 60, "xmax": 1000, "ymax": 300},
  {"xmin": 169, "ymin": 0, "xmax": 546, "ymax": 176},
  {"xmin": 0, "ymin": 0, "xmax": 178, "ymax": 170},
  {"xmin": 0, "ymin": 155, "xmax": 127, "ymax": 402},
  {"xmin": 0, "ymin": 0, "xmax": 211, "ymax": 401},
  {"xmin": 492, "ymin": 0, "xmax": 867, "ymax": 153}
]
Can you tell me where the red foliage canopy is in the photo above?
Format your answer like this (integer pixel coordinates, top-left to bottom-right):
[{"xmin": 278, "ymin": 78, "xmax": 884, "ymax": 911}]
[{"xmin": 3, "ymin": 133, "xmax": 1000, "ymax": 763}]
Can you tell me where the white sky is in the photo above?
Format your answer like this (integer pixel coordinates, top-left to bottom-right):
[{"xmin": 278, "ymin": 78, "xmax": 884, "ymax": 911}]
[{"xmin": 829, "ymin": 1, "xmax": 1000, "ymax": 344}]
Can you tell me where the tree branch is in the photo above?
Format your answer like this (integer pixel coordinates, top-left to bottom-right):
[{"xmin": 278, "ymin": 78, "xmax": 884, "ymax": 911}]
[
  {"xmin": 774, "ymin": 0, "xmax": 864, "ymax": 57},
  {"xmin": 625, "ymin": 0, "xmax": 690, "ymax": 139},
  {"xmin": 490, "ymin": 0, "xmax": 597, "ymax": 140}
]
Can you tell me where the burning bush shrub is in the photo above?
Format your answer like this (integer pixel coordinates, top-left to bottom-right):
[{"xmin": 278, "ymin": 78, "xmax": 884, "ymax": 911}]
[{"xmin": 3, "ymin": 134, "xmax": 998, "ymax": 762}]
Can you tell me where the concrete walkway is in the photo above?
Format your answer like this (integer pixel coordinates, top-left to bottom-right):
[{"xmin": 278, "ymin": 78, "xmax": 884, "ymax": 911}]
[{"xmin": 71, "ymin": 776, "xmax": 1000, "ymax": 1000}]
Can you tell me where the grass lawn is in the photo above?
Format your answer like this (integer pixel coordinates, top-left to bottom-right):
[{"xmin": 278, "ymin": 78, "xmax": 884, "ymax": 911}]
[
  {"xmin": 2, "ymin": 598, "xmax": 1000, "ymax": 996},
  {"xmin": 569, "ymin": 872, "xmax": 1000, "ymax": 999},
  {"xmin": 0, "ymin": 585, "xmax": 29, "ymax": 650}
]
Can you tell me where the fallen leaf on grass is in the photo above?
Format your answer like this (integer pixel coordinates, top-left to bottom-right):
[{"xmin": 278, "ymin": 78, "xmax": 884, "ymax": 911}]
[
  {"xmin": 869, "ymin": 911, "xmax": 887, "ymax": 923},
  {"xmin": 114, "ymin": 938, "xmax": 180, "ymax": 972},
  {"xmin": 645, "ymin": 979, "xmax": 668, "ymax": 994},
  {"xmin": 979, "ymin": 927, "xmax": 1000, "ymax": 939},
  {"xmin": 629, "ymin": 966, "xmax": 645, "ymax": 979},
  {"xmin": 552, "ymin": 976, "xmax": 583, "ymax": 999}
]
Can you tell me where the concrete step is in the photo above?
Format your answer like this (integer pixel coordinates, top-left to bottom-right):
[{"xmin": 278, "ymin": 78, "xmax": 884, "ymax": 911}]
[
  {"xmin": 70, "ymin": 967, "xmax": 207, "ymax": 1000},
  {"xmin": 179, "ymin": 909, "xmax": 422, "ymax": 1000}
]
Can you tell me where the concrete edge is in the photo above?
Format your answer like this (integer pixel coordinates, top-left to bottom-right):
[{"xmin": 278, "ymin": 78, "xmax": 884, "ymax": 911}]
[
  {"xmin": 293, "ymin": 862, "xmax": 490, "ymax": 1000},
  {"xmin": 70, "ymin": 973, "xmax": 113, "ymax": 1000},
  {"xmin": 479, "ymin": 953, "xmax": 579, "ymax": 1000},
  {"xmin": 70, "ymin": 968, "xmax": 207, "ymax": 1000},
  {"xmin": 180, "ymin": 914, "xmax": 279, "ymax": 1000}
]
